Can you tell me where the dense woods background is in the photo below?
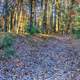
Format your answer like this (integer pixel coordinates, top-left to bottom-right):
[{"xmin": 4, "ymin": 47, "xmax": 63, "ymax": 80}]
[{"xmin": 0, "ymin": 0, "xmax": 80, "ymax": 35}]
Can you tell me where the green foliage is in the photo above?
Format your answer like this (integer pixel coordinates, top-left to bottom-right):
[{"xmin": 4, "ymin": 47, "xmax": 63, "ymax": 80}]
[
  {"xmin": 76, "ymin": 7, "xmax": 80, "ymax": 12},
  {"xmin": 0, "ymin": 33, "xmax": 15, "ymax": 59},
  {"xmin": 25, "ymin": 23, "xmax": 40, "ymax": 35},
  {"xmin": 2, "ymin": 33, "xmax": 14, "ymax": 47},
  {"xmin": 28, "ymin": 26, "xmax": 37, "ymax": 35},
  {"xmin": 72, "ymin": 28, "xmax": 80, "ymax": 39},
  {"xmin": 75, "ymin": 16, "xmax": 80, "ymax": 22},
  {"xmin": 4, "ymin": 47, "xmax": 15, "ymax": 58},
  {"xmin": 72, "ymin": 4, "xmax": 80, "ymax": 39}
]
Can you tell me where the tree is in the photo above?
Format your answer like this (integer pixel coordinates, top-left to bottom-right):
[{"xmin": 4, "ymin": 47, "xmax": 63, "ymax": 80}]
[
  {"xmin": 0, "ymin": 0, "xmax": 15, "ymax": 32},
  {"xmin": 56, "ymin": 0, "xmax": 60, "ymax": 32},
  {"xmin": 28, "ymin": 0, "xmax": 37, "ymax": 34},
  {"xmin": 53, "ymin": 0, "xmax": 56, "ymax": 32},
  {"xmin": 42, "ymin": 0, "xmax": 48, "ymax": 33},
  {"xmin": 3, "ymin": 0, "xmax": 9, "ymax": 32},
  {"xmin": 50, "ymin": 0, "xmax": 54, "ymax": 33}
]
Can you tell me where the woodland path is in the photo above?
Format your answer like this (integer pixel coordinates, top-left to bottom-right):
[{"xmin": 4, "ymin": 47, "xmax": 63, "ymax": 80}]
[{"xmin": 0, "ymin": 34, "xmax": 80, "ymax": 80}]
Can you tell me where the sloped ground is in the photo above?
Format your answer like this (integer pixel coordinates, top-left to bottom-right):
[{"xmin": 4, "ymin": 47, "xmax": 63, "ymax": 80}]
[{"xmin": 0, "ymin": 35, "xmax": 80, "ymax": 80}]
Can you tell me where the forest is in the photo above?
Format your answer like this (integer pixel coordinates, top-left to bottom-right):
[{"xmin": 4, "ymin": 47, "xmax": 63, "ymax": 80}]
[
  {"xmin": 0, "ymin": 0, "xmax": 80, "ymax": 80},
  {"xmin": 0, "ymin": 0, "xmax": 80, "ymax": 36}
]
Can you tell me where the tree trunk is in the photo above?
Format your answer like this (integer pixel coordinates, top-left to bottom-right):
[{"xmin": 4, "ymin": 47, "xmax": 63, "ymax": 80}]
[
  {"xmin": 29, "ymin": 0, "xmax": 33, "ymax": 32},
  {"xmin": 42, "ymin": 0, "xmax": 48, "ymax": 33},
  {"xmin": 50, "ymin": 0, "xmax": 54, "ymax": 33},
  {"xmin": 3, "ymin": 0, "xmax": 9, "ymax": 32},
  {"xmin": 53, "ymin": 0, "xmax": 56, "ymax": 32}
]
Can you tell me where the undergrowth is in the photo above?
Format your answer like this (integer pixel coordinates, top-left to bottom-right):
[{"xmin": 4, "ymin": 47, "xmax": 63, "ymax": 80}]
[
  {"xmin": 72, "ymin": 28, "xmax": 80, "ymax": 39},
  {"xmin": 0, "ymin": 33, "xmax": 16, "ymax": 59}
]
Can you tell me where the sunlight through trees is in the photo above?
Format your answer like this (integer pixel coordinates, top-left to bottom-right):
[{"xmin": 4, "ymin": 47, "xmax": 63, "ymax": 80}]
[{"xmin": 0, "ymin": 0, "xmax": 79, "ymax": 35}]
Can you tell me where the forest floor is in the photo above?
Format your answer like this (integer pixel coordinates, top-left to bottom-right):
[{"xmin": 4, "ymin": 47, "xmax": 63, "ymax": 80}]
[{"xmin": 0, "ymin": 34, "xmax": 80, "ymax": 80}]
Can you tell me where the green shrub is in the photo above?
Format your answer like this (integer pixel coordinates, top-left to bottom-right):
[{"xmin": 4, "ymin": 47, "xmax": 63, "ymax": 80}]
[
  {"xmin": 25, "ymin": 23, "xmax": 40, "ymax": 35},
  {"xmin": 75, "ymin": 16, "xmax": 80, "ymax": 22},
  {"xmin": 0, "ymin": 33, "xmax": 16, "ymax": 59},
  {"xmin": 0, "ymin": 33, "xmax": 14, "ymax": 47},
  {"xmin": 28, "ymin": 26, "xmax": 37, "ymax": 35},
  {"xmin": 3, "ymin": 47, "xmax": 15, "ymax": 59},
  {"xmin": 72, "ymin": 28, "xmax": 80, "ymax": 39},
  {"xmin": 3, "ymin": 34, "xmax": 14, "ymax": 47},
  {"xmin": 76, "ymin": 7, "xmax": 80, "ymax": 12}
]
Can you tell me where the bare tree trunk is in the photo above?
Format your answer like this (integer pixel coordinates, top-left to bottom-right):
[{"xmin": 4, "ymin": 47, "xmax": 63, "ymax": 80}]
[
  {"xmin": 29, "ymin": 0, "xmax": 33, "ymax": 32},
  {"xmin": 3, "ymin": 0, "xmax": 9, "ymax": 32},
  {"xmin": 42, "ymin": 0, "xmax": 48, "ymax": 34},
  {"xmin": 53, "ymin": 0, "xmax": 56, "ymax": 32},
  {"xmin": 50, "ymin": 0, "xmax": 54, "ymax": 33}
]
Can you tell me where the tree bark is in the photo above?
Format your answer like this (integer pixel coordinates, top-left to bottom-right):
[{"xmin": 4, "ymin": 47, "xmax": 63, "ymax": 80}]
[{"xmin": 42, "ymin": 0, "xmax": 48, "ymax": 33}]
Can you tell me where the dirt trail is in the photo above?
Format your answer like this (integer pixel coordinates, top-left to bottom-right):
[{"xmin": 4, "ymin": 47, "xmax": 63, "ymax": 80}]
[{"xmin": 0, "ymin": 35, "xmax": 80, "ymax": 80}]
